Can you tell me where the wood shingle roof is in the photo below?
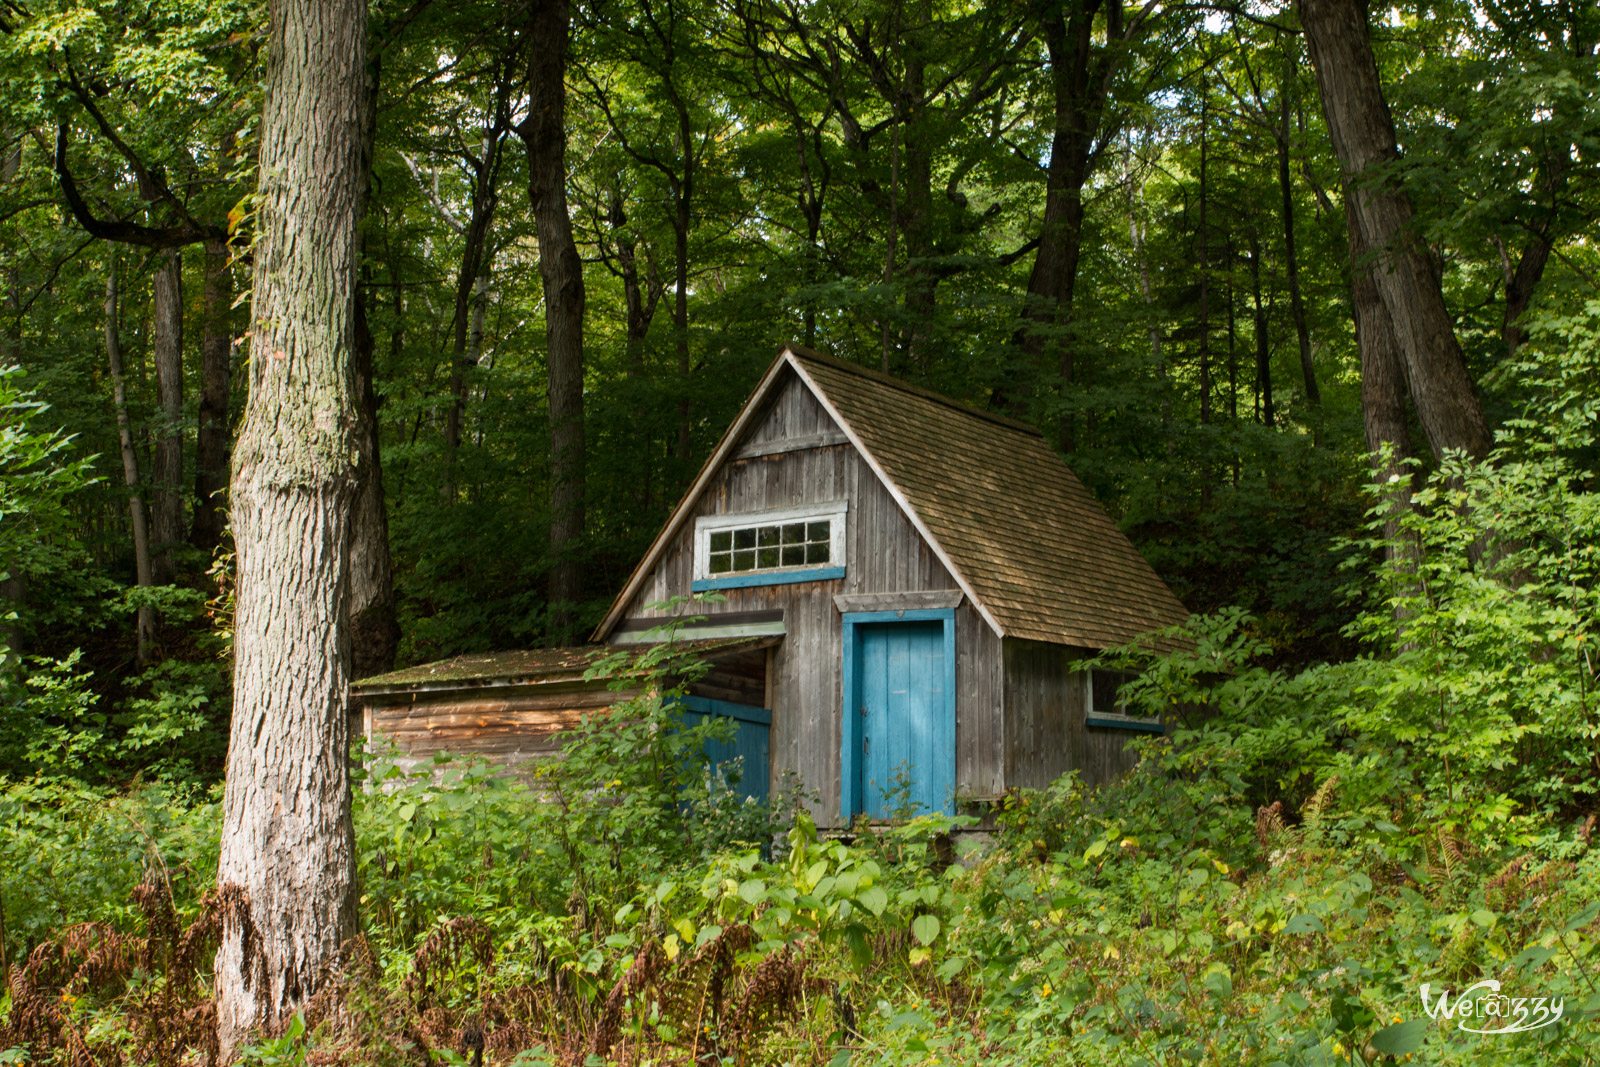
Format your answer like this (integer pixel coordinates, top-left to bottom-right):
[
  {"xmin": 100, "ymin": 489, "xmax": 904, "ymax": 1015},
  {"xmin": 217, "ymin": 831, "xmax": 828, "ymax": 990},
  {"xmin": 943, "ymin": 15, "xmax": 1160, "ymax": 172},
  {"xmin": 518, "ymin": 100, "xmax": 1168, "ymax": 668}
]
[{"xmin": 594, "ymin": 346, "xmax": 1189, "ymax": 649}]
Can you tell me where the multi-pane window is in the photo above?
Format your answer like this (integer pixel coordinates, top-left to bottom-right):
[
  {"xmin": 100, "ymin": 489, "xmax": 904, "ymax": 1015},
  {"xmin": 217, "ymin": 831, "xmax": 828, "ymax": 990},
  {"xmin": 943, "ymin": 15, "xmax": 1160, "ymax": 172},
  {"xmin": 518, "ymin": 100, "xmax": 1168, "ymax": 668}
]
[
  {"xmin": 694, "ymin": 502, "xmax": 847, "ymax": 583},
  {"xmin": 1086, "ymin": 668, "xmax": 1161, "ymax": 730},
  {"xmin": 708, "ymin": 519, "xmax": 832, "ymax": 575}
]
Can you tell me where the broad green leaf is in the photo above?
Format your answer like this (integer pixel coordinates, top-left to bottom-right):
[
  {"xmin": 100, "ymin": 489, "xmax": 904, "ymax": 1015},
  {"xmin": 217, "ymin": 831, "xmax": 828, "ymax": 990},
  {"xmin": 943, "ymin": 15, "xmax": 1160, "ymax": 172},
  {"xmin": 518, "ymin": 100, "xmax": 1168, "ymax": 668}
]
[
  {"xmin": 1284, "ymin": 913, "xmax": 1324, "ymax": 935},
  {"xmin": 911, "ymin": 913, "xmax": 941, "ymax": 946},
  {"xmin": 1369, "ymin": 1018, "xmax": 1429, "ymax": 1056},
  {"xmin": 857, "ymin": 885, "xmax": 888, "ymax": 916}
]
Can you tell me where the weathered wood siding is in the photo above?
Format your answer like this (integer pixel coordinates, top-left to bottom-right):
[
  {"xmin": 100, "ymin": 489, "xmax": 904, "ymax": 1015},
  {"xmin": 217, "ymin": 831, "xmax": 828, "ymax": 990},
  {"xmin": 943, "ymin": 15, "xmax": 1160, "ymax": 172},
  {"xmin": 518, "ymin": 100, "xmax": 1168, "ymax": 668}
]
[
  {"xmin": 361, "ymin": 683, "xmax": 635, "ymax": 776},
  {"xmin": 615, "ymin": 371, "xmax": 1003, "ymax": 825},
  {"xmin": 1002, "ymin": 638, "xmax": 1141, "ymax": 790}
]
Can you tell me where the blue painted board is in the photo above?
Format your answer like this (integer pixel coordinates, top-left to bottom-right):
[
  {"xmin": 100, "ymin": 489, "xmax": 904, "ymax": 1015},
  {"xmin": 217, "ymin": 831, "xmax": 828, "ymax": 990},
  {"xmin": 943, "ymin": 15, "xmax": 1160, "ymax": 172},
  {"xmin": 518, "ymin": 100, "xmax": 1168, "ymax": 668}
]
[
  {"xmin": 677, "ymin": 695, "xmax": 770, "ymax": 804},
  {"xmin": 844, "ymin": 616, "xmax": 955, "ymax": 818},
  {"xmin": 691, "ymin": 566, "xmax": 845, "ymax": 592}
]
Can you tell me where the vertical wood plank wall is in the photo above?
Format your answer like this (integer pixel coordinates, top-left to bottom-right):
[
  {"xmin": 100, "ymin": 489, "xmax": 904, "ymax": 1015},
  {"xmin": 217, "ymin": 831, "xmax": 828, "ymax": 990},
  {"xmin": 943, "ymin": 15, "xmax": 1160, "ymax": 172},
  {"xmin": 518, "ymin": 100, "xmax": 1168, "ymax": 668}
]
[
  {"xmin": 1002, "ymin": 637, "xmax": 1141, "ymax": 789},
  {"xmin": 617, "ymin": 372, "xmax": 1004, "ymax": 825}
]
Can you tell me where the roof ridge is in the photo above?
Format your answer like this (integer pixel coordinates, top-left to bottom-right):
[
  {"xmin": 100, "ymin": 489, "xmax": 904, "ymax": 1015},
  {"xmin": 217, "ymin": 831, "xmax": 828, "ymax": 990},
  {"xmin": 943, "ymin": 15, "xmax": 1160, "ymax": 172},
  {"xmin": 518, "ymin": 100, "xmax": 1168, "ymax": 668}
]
[{"xmin": 785, "ymin": 345, "xmax": 1044, "ymax": 437}]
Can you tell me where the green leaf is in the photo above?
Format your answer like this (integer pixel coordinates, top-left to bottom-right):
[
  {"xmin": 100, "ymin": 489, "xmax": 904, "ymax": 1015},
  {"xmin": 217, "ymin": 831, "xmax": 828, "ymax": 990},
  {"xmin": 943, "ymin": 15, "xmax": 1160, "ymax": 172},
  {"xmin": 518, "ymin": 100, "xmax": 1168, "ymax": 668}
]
[
  {"xmin": 1470, "ymin": 908, "xmax": 1497, "ymax": 928},
  {"xmin": 738, "ymin": 878, "xmax": 766, "ymax": 905},
  {"xmin": 1084, "ymin": 838, "xmax": 1108, "ymax": 861},
  {"xmin": 936, "ymin": 956, "xmax": 968, "ymax": 980},
  {"xmin": 1561, "ymin": 901, "xmax": 1600, "ymax": 934},
  {"xmin": 845, "ymin": 924, "xmax": 873, "ymax": 969},
  {"xmin": 1284, "ymin": 913, "xmax": 1324, "ymax": 935},
  {"xmin": 911, "ymin": 913, "xmax": 941, "ymax": 946},
  {"xmin": 1369, "ymin": 1018, "xmax": 1429, "ymax": 1056},
  {"xmin": 857, "ymin": 885, "xmax": 888, "ymax": 916}
]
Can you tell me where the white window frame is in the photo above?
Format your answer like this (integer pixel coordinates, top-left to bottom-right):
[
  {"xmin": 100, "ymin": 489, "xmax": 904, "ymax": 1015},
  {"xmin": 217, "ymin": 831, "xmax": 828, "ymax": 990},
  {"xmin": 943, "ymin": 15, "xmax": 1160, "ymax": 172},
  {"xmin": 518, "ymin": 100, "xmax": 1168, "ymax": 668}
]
[
  {"xmin": 1084, "ymin": 668, "xmax": 1162, "ymax": 731},
  {"xmin": 693, "ymin": 500, "xmax": 848, "ymax": 581}
]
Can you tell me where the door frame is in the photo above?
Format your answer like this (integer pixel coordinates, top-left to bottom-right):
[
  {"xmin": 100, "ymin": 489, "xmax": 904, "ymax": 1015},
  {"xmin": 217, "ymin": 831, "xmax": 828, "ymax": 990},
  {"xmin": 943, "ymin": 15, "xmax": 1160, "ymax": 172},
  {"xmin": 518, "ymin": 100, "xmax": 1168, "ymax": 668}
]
[{"xmin": 839, "ymin": 608, "xmax": 957, "ymax": 821}]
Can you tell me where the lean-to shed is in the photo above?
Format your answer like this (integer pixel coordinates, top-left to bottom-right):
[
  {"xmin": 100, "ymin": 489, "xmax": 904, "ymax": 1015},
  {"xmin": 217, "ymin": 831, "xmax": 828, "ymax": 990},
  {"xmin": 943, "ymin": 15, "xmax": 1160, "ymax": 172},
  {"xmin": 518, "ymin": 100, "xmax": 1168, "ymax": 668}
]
[{"xmin": 354, "ymin": 345, "xmax": 1189, "ymax": 826}]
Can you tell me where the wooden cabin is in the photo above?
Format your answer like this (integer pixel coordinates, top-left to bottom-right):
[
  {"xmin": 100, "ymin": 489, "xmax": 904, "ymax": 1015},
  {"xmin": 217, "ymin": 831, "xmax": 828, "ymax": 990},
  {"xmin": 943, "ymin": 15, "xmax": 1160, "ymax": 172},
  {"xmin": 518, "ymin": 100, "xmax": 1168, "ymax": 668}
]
[{"xmin": 353, "ymin": 346, "xmax": 1189, "ymax": 826}]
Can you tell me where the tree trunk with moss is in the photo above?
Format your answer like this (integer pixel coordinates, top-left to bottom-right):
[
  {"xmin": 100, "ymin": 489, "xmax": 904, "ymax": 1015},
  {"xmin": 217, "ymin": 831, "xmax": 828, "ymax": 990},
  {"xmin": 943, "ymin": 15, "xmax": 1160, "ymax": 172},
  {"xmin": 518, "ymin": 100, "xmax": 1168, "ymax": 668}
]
[{"xmin": 213, "ymin": 0, "xmax": 369, "ymax": 1053}]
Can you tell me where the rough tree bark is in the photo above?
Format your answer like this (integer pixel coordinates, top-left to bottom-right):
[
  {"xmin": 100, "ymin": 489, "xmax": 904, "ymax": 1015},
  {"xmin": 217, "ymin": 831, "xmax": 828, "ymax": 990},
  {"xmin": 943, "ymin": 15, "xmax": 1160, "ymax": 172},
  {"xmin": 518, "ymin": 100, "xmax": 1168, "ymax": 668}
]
[
  {"xmin": 1013, "ymin": 0, "xmax": 1149, "ymax": 446},
  {"xmin": 105, "ymin": 260, "xmax": 156, "ymax": 663},
  {"xmin": 1299, "ymin": 0, "xmax": 1492, "ymax": 460},
  {"xmin": 518, "ymin": 0, "xmax": 586, "ymax": 639},
  {"xmin": 1345, "ymin": 198, "xmax": 1414, "ymax": 547},
  {"xmin": 150, "ymin": 248, "xmax": 183, "ymax": 584},
  {"xmin": 214, "ymin": 0, "xmax": 369, "ymax": 1053},
  {"xmin": 192, "ymin": 238, "xmax": 232, "ymax": 553}
]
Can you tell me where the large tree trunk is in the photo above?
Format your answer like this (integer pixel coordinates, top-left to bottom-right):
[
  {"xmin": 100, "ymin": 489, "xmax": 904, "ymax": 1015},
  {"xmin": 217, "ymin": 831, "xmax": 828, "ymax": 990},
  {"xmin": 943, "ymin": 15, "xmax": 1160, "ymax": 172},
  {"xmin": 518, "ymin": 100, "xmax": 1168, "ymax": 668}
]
[
  {"xmin": 518, "ymin": 0, "xmax": 586, "ymax": 640},
  {"xmin": 214, "ymin": 0, "xmax": 369, "ymax": 1054},
  {"xmin": 1346, "ymin": 205, "xmax": 1413, "ymax": 527},
  {"xmin": 192, "ymin": 237, "xmax": 232, "ymax": 553},
  {"xmin": 1299, "ymin": 0, "xmax": 1492, "ymax": 460},
  {"xmin": 1014, "ymin": 0, "xmax": 1118, "ymax": 447},
  {"xmin": 105, "ymin": 259, "xmax": 156, "ymax": 664},
  {"xmin": 150, "ymin": 248, "xmax": 183, "ymax": 583}
]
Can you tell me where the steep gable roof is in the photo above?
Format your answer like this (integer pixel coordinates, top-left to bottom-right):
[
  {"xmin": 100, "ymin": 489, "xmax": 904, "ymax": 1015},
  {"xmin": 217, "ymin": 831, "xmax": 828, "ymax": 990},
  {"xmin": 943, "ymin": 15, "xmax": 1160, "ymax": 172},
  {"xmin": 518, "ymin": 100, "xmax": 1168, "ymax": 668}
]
[{"xmin": 593, "ymin": 346, "xmax": 1189, "ymax": 649}]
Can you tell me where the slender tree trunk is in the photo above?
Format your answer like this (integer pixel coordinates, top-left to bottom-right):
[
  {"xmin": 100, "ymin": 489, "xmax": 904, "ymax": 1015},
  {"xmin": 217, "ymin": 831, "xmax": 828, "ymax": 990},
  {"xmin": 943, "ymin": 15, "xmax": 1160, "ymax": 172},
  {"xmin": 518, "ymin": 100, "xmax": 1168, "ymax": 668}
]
[
  {"xmin": 347, "ymin": 46, "xmax": 397, "ymax": 682},
  {"xmin": 611, "ymin": 192, "xmax": 661, "ymax": 373},
  {"xmin": 1016, "ymin": 0, "xmax": 1100, "ymax": 438},
  {"xmin": 1501, "ymin": 237, "xmax": 1551, "ymax": 358},
  {"xmin": 105, "ymin": 260, "xmax": 156, "ymax": 664},
  {"xmin": 1279, "ymin": 52, "xmax": 1320, "ymax": 425},
  {"xmin": 350, "ymin": 284, "xmax": 398, "ymax": 680},
  {"xmin": 1299, "ymin": 0, "xmax": 1491, "ymax": 460},
  {"xmin": 672, "ymin": 187, "xmax": 691, "ymax": 458},
  {"xmin": 1198, "ymin": 86, "xmax": 1211, "ymax": 429},
  {"xmin": 214, "ymin": 0, "xmax": 369, "ymax": 1053},
  {"xmin": 442, "ymin": 147, "xmax": 502, "ymax": 499},
  {"xmin": 192, "ymin": 238, "xmax": 232, "ymax": 552},
  {"xmin": 1249, "ymin": 230, "xmax": 1274, "ymax": 428},
  {"xmin": 150, "ymin": 248, "xmax": 183, "ymax": 583},
  {"xmin": 518, "ymin": 0, "xmax": 587, "ymax": 639}
]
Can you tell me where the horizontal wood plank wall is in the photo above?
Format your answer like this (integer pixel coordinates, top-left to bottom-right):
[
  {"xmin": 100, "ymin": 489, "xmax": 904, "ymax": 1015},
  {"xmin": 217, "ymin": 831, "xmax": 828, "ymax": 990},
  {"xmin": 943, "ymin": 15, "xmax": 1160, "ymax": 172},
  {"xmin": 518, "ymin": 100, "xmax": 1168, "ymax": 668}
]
[
  {"xmin": 1002, "ymin": 638, "xmax": 1140, "ymax": 790},
  {"xmin": 688, "ymin": 648, "xmax": 768, "ymax": 707},
  {"xmin": 616, "ymin": 371, "xmax": 995, "ymax": 826},
  {"xmin": 363, "ymin": 685, "xmax": 637, "ymax": 776}
]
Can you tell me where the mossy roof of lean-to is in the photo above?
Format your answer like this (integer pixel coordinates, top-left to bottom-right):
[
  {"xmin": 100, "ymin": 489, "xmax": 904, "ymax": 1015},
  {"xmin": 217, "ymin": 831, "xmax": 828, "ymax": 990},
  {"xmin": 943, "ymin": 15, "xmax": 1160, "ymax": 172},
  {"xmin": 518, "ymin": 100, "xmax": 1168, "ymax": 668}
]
[
  {"xmin": 351, "ymin": 635, "xmax": 775, "ymax": 692},
  {"xmin": 593, "ymin": 345, "xmax": 1191, "ymax": 651}
]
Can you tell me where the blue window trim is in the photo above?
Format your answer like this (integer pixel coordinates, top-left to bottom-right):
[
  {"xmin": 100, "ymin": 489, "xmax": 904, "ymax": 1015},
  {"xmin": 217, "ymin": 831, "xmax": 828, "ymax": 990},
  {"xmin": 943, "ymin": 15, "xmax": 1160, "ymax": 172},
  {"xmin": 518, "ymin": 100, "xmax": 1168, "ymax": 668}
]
[
  {"xmin": 839, "ymin": 608, "xmax": 957, "ymax": 822},
  {"xmin": 677, "ymin": 694, "xmax": 772, "ymax": 726},
  {"xmin": 1085, "ymin": 714, "xmax": 1165, "ymax": 734},
  {"xmin": 691, "ymin": 565, "xmax": 845, "ymax": 592}
]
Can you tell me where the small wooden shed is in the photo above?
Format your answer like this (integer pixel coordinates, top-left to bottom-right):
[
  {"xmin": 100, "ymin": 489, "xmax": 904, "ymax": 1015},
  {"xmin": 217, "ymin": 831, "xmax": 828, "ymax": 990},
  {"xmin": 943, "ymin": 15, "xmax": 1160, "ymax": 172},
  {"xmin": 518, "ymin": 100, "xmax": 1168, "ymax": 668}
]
[{"xmin": 354, "ymin": 346, "xmax": 1189, "ymax": 826}]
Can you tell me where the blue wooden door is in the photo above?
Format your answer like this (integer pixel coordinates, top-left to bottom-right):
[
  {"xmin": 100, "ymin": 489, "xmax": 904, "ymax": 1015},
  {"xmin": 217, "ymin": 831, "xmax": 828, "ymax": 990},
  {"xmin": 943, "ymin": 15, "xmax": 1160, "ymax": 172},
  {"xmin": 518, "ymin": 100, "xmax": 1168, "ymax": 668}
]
[
  {"xmin": 856, "ymin": 621, "xmax": 952, "ymax": 817},
  {"xmin": 681, "ymin": 696, "xmax": 770, "ymax": 804}
]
